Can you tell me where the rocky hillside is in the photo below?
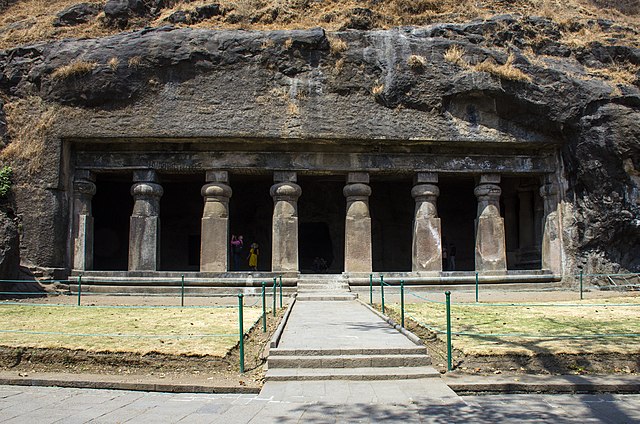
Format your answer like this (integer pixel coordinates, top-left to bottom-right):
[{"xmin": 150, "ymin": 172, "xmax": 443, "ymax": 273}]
[{"xmin": 0, "ymin": 1, "xmax": 638, "ymax": 278}]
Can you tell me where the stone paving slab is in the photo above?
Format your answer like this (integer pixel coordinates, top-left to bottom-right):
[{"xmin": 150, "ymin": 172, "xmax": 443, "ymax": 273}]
[
  {"xmin": 2, "ymin": 385, "xmax": 640, "ymax": 423},
  {"xmin": 277, "ymin": 300, "xmax": 420, "ymax": 350}
]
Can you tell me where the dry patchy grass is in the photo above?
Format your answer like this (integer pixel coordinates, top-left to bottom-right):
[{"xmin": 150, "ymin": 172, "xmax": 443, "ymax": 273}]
[
  {"xmin": 50, "ymin": 60, "xmax": 98, "ymax": 79},
  {"xmin": 587, "ymin": 62, "xmax": 639, "ymax": 85},
  {"xmin": 1, "ymin": 0, "xmax": 637, "ymax": 50},
  {"xmin": 1, "ymin": 97, "xmax": 58, "ymax": 173},
  {"xmin": 0, "ymin": 304, "xmax": 262, "ymax": 356},
  {"xmin": 474, "ymin": 53, "xmax": 532, "ymax": 82},
  {"xmin": 443, "ymin": 45, "xmax": 468, "ymax": 67},
  {"xmin": 395, "ymin": 295, "xmax": 640, "ymax": 356},
  {"xmin": 328, "ymin": 36, "xmax": 348, "ymax": 55},
  {"xmin": 407, "ymin": 54, "xmax": 426, "ymax": 69}
]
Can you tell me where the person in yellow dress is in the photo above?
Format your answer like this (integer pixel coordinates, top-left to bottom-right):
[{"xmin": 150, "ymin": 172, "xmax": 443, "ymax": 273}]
[{"xmin": 248, "ymin": 243, "xmax": 259, "ymax": 271}]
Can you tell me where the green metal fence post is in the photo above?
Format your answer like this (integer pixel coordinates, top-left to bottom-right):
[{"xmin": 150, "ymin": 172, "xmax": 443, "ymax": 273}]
[
  {"xmin": 77, "ymin": 274, "xmax": 82, "ymax": 306},
  {"xmin": 475, "ymin": 272, "xmax": 479, "ymax": 303},
  {"xmin": 238, "ymin": 293, "xmax": 245, "ymax": 373},
  {"xmin": 580, "ymin": 271, "xmax": 584, "ymax": 300},
  {"xmin": 445, "ymin": 290, "xmax": 452, "ymax": 372},
  {"xmin": 380, "ymin": 274, "xmax": 385, "ymax": 314},
  {"xmin": 181, "ymin": 274, "xmax": 185, "ymax": 307},
  {"xmin": 272, "ymin": 278, "xmax": 277, "ymax": 317},
  {"xmin": 279, "ymin": 275, "xmax": 283, "ymax": 308},
  {"xmin": 262, "ymin": 282, "xmax": 266, "ymax": 333},
  {"xmin": 369, "ymin": 274, "xmax": 373, "ymax": 305},
  {"xmin": 400, "ymin": 280, "xmax": 405, "ymax": 328}
]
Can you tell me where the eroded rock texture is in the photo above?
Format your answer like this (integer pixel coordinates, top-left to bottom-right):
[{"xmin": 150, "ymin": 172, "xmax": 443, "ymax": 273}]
[{"xmin": 0, "ymin": 16, "xmax": 638, "ymax": 275}]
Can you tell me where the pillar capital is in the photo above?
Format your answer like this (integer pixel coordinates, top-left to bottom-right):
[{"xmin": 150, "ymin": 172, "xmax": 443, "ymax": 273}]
[
  {"xmin": 343, "ymin": 182, "xmax": 371, "ymax": 199},
  {"xmin": 474, "ymin": 183, "xmax": 501, "ymax": 201},
  {"xmin": 411, "ymin": 183, "xmax": 439, "ymax": 200},
  {"xmin": 202, "ymin": 182, "xmax": 232, "ymax": 200},
  {"xmin": 540, "ymin": 181, "xmax": 558, "ymax": 198},
  {"xmin": 270, "ymin": 182, "xmax": 302, "ymax": 202},
  {"xmin": 73, "ymin": 171, "xmax": 96, "ymax": 198},
  {"xmin": 131, "ymin": 182, "xmax": 163, "ymax": 200}
]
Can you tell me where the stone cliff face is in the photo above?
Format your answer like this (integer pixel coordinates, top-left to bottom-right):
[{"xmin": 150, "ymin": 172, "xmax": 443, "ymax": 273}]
[{"xmin": 0, "ymin": 15, "xmax": 638, "ymax": 276}]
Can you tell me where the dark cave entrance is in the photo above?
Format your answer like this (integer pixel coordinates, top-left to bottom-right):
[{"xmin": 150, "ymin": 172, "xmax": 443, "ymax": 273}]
[
  {"xmin": 438, "ymin": 176, "xmax": 477, "ymax": 271},
  {"xmin": 159, "ymin": 175, "xmax": 203, "ymax": 271},
  {"xmin": 92, "ymin": 173, "xmax": 133, "ymax": 271},
  {"xmin": 298, "ymin": 177, "xmax": 345, "ymax": 274},
  {"xmin": 370, "ymin": 178, "xmax": 413, "ymax": 273},
  {"xmin": 228, "ymin": 174, "xmax": 273, "ymax": 272},
  {"xmin": 502, "ymin": 176, "xmax": 543, "ymax": 270}
]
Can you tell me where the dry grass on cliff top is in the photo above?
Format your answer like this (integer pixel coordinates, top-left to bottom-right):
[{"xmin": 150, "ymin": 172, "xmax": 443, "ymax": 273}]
[
  {"xmin": 391, "ymin": 295, "xmax": 640, "ymax": 356},
  {"xmin": 0, "ymin": 0, "xmax": 638, "ymax": 50},
  {"xmin": 0, "ymin": 304, "xmax": 262, "ymax": 356}
]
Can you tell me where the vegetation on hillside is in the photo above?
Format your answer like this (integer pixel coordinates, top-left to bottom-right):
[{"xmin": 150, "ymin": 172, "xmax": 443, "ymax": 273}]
[{"xmin": 0, "ymin": 0, "xmax": 637, "ymax": 50}]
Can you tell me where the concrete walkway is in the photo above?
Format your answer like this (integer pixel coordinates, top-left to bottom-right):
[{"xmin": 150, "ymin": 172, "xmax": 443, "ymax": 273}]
[{"xmin": 262, "ymin": 298, "xmax": 457, "ymax": 403}]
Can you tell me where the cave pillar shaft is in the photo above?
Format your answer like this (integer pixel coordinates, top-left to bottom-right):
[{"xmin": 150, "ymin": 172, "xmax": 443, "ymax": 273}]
[
  {"xmin": 200, "ymin": 171, "xmax": 232, "ymax": 272},
  {"xmin": 412, "ymin": 173, "xmax": 442, "ymax": 272},
  {"xmin": 72, "ymin": 171, "xmax": 96, "ymax": 271},
  {"xmin": 128, "ymin": 170, "xmax": 163, "ymax": 271},
  {"xmin": 475, "ymin": 174, "xmax": 507, "ymax": 272},
  {"xmin": 540, "ymin": 180, "xmax": 562, "ymax": 274},
  {"xmin": 271, "ymin": 172, "xmax": 301, "ymax": 273},
  {"xmin": 344, "ymin": 172, "xmax": 372, "ymax": 273}
]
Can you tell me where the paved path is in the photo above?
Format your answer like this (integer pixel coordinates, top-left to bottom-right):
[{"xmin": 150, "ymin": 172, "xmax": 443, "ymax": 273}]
[
  {"xmin": 2, "ymin": 385, "xmax": 639, "ymax": 423},
  {"xmin": 276, "ymin": 300, "xmax": 418, "ymax": 351}
]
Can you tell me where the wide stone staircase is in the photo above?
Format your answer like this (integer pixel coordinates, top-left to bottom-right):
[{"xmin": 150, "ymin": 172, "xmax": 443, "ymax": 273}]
[
  {"xmin": 295, "ymin": 274, "xmax": 356, "ymax": 301},
  {"xmin": 264, "ymin": 276, "xmax": 439, "ymax": 382}
]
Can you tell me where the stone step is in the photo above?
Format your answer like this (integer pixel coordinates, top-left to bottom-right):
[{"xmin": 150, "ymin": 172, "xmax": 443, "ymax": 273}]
[
  {"xmin": 296, "ymin": 283, "xmax": 349, "ymax": 289},
  {"xmin": 268, "ymin": 354, "xmax": 431, "ymax": 368},
  {"xmin": 269, "ymin": 346, "xmax": 428, "ymax": 356},
  {"xmin": 265, "ymin": 366, "xmax": 440, "ymax": 381},
  {"xmin": 296, "ymin": 294, "xmax": 357, "ymax": 301}
]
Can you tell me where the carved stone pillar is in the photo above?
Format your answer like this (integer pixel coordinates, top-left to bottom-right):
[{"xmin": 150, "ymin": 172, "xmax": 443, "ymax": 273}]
[
  {"xmin": 411, "ymin": 172, "xmax": 442, "ymax": 272},
  {"xmin": 344, "ymin": 172, "xmax": 372, "ymax": 273},
  {"xmin": 128, "ymin": 170, "xmax": 163, "ymax": 271},
  {"xmin": 200, "ymin": 171, "xmax": 232, "ymax": 272},
  {"xmin": 271, "ymin": 171, "xmax": 301, "ymax": 272},
  {"xmin": 72, "ymin": 171, "xmax": 96, "ymax": 270},
  {"xmin": 540, "ymin": 180, "xmax": 562, "ymax": 274},
  {"xmin": 474, "ymin": 174, "xmax": 507, "ymax": 272}
]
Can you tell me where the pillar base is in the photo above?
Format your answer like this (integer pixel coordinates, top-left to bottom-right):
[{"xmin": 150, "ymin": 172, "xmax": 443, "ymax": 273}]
[
  {"xmin": 129, "ymin": 216, "xmax": 160, "ymax": 271},
  {"xmin": 412, "ymin": 217, "xmax": 442, "ymax": 272},
  {"xmin": 475, "ymin": 216, "xmax": 507, "ymax": 272}
]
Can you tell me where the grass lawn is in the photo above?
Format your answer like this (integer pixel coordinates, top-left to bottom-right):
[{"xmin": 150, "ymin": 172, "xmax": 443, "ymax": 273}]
[
  {"xmin": 0, "ymin": 304, "xmax": 263, "ymax": 356},
  {"xmin": 390, "ymin": 295, "xmax": 640, "ymax": 355}
]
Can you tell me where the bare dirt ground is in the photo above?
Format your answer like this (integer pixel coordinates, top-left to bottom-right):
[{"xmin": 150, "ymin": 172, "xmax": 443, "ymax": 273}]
[
  {"xmin": 0, "ymin": 294, "xmax": 288, "ymax": 390},
  {"xmin": 369, "ymin": 287, "xmax": 640, "ymax": 376}
]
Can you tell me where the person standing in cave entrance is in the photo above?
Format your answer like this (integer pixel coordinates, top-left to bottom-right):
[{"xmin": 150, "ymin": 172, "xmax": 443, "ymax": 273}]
[
  {"xmin": 248, "ymin": 243, "xmax": 259, "ymax": 271},
  {"xmin": 442, "ymin": 245, "xmax": 448, "ymax": 271},
  {"xmin": 449, "ymin": 243, "xmax": 457, "ymax": 271},
  {"xmin": 231, "ymin": 234, "xmax": 244, "ymax": 271}
]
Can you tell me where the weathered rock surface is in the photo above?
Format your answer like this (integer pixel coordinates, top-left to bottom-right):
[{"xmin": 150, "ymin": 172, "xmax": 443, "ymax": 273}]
[
  {"xmin": 0, "ymin": 16, "xmax": 637, "ymax": 274},
  {"xmin": 53, "ymin": 3, "xmax": 101, "ymax": 27}
]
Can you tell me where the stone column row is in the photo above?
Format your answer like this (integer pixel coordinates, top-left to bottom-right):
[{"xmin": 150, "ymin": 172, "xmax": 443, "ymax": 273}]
[{"xmin": 71, "ymin": 169, "xmax": 562, "ymax": 275}]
